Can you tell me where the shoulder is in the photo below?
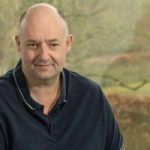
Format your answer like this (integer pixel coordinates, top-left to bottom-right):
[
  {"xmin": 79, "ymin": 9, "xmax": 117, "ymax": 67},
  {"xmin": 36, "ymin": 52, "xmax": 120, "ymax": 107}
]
[
  {"xmin": 64, "ymin": 68, "xmax": 100, "ymax": 90},
  {"xmin": 63, "ymin": 68, "xmax": 105, "ymax": 101},
  {"xmin": 63, "ymin": 69, "xmax": 114, "ymax": 111},
  {"xmin": 0, "ymin": 69, "xmax": 14, "ymax": 94}
]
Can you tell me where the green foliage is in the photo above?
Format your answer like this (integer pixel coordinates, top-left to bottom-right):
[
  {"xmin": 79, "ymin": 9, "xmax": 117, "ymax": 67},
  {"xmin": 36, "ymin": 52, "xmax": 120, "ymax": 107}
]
[
  {"xmin": 0, "ymin": 0, "xmax": 150, "ymax": 86},
  {"xmin": 1, "ymin": 1, "xmax": 150, "ymax": 150}
]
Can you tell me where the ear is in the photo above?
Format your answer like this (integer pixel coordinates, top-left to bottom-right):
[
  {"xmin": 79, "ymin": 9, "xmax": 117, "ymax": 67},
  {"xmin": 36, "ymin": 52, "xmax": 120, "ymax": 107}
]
[
  {"xmin": 15, "ymin": 35, "xmax": 21, "ymax": 52},
  {"xmin": 66, "ymin": 34, "xmax": 73, "ymax": 53}
]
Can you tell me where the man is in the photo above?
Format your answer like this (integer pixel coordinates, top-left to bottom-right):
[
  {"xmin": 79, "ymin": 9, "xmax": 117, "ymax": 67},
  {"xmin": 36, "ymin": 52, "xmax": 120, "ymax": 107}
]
[{"xmin": 0, "ymin": 3, "xmax": 124, "ymax": 150}]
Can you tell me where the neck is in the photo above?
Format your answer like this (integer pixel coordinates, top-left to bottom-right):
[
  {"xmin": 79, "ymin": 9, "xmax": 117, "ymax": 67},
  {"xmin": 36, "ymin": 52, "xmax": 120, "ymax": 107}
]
[
  {"xmin": 27, "ymin": 74, "xmax": 60, "ymax": 88},
  {"xmin": 25, "ymin": 75, "xmax": 62, "ymax": 114}
]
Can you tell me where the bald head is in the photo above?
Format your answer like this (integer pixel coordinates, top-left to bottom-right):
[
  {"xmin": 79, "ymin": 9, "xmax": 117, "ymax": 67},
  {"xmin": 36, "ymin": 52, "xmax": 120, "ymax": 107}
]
[
  {"xmin": 15, "ymin": 3, "xmax": 73, "ymax": 84},
  {"xmin": 19, "ymin": 3, "xmax": 68, "ymax": 36}
]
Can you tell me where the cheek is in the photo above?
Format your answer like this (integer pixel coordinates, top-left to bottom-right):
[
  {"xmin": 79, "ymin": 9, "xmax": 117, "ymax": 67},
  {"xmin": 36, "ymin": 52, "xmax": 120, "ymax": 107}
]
[
  {"xmin": 51, "ymin": 53, "xmax": 66, "ymax": 68},
  {"xmin": 21, "ymin": 51, "xmax": 36, "ymax": 66},
  {"xmin": 57, "ymin": 51, "xmax": 67, "ymax": 64}
]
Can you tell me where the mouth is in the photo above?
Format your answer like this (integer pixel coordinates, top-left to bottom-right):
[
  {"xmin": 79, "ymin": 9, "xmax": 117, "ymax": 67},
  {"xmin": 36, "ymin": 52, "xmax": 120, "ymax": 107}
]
[
  {"xmin": 35, "ymin": 64, "xmax": 51, "ymax": 67},
  {"xmin": 35, "ymin": 64, "xmax": 53, "ymax": 70}
]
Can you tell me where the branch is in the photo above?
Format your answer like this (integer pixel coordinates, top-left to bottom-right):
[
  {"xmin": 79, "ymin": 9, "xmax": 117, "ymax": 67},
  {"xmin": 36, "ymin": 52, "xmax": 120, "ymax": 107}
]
[
  {"xmin": 75, "ymin": 26, "xmax": 102, "ymax": 45},
  {"xmin": 65, "ymin": 0, "xmax": 109, "ymax": 18},
  {"xmin": 103, "ymin": 74, "xmax": 148, "ymax": 91}
]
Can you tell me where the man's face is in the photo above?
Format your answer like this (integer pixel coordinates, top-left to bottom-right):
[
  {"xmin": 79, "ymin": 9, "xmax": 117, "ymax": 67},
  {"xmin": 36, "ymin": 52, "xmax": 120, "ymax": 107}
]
[{"xmin": 16, "ymin": 11, "xmax": 72, "ymax": 82}]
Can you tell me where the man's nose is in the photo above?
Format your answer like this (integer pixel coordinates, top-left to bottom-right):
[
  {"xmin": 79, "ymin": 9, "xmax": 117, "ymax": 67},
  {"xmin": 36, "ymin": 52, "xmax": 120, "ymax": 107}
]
[{"xmin": 38, "ymin": 43, "xmax": 50, "ymax": 60}]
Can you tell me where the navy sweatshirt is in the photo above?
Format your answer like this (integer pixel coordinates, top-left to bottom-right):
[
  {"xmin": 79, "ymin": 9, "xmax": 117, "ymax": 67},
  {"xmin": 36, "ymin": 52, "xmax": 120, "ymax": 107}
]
[{"xmin": 0, "ymin": 63, "xmax": 124, "ymax": 150}]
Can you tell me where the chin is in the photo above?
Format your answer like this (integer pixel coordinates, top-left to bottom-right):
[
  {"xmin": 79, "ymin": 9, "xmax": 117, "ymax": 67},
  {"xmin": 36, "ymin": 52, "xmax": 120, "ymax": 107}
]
[{"xmin": 35, "ymin": 72, "xmax": 59, "ymax": 80}]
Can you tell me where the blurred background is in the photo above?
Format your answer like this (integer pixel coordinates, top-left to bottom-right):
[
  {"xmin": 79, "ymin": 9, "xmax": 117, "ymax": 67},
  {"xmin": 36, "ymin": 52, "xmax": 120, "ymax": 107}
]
[{"xmin": 0, "ymin": 0, "xmax": 150, "ymax": 149}]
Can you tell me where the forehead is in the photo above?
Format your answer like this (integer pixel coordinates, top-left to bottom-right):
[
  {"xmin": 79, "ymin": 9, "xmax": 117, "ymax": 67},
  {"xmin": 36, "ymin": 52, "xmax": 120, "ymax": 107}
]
[{"xmin": 23, "ymin": 19, "xmax": 63, "ymax": 37}]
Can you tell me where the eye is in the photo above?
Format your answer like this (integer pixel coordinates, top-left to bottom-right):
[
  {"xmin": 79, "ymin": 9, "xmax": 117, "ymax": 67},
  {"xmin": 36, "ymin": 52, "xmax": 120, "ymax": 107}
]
[
  {"xmin": 26, "ymin": 43, "xmax": 38, "ymax": 50},
  {"xmin": 49, "ymin": 43, "xmax": 60, "ymax": 51},
  {"xmin": 51, "ymin": 43, "xmax": 59, "ymax": 47}
]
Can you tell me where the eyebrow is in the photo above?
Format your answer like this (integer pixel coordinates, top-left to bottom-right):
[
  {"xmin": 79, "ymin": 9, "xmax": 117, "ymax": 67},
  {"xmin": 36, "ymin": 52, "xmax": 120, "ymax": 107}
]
[
  {"xmin": 25, "ymin": 38, "xmax": 60, "ymax": 43},
  {"xmin": 46, "ymin": 39, "xmax": 60, "ymax": 43},
  {"xmin": 25, "ymin": 39, "xmax": 39, "ymax": 43}
]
